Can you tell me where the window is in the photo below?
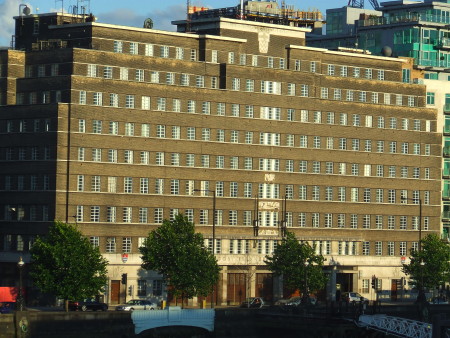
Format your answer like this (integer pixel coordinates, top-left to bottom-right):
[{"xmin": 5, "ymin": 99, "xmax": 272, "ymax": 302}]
[
  {"xmin": 288, "ymin": 83, "xmax": 296, "ymax": 96},
  {"xmin": 106, "ymin": 237, "xmax": 116, "ymax": 253},
  {"xmin": 190, "ymin": 49, "xmax": 197, "ymax": 61},
  {"xmin": 157, "ymin": 98, "xmax": 166, "ymax": 111},
  {"xmin": 122, "ymin": 237, "xmax": 132, "ymax": 253},
  {"xmin": 124, "ymin": 177, "xmax": 133, "ymax": 193},
  {"xmin": 138, "ymin": 96, "xmax": 151, "ymax": 111},
  {"xmin": 87, "ymin": 64, "xmax": 97, "ymax": 77},
  {"xmin": 362, "ymin": 242, "xmax": 370, "ymax": 255},
  {"xmin": 114, "ymin": 40, "xmax": 123, "ymax": 53},
  {"xmin": 92, "ymin": 176, "xmax": 101, "ymax": 192},
  {"xmin": 327, "ymin": 112, "xmax": 334, "ymax": 124},
  {"xmin": 300, "ymin": 84, "xmax": 309, "ymax": 97},
  {"xmin": 211, "ymin": 50, "xmax": 218, "ymax": 63},
  {"xmin": 92, "ymin": 148, "xmax": 101, "ymax": 162},
  {"xmin": 375, "ymin": 242, "xmax": 382, "ymax": 256},
  {"xmin": 196, "ymin": 75, "xmax": 205, "ymax": 88},
  {"xmin": 90, "ymin": 206, "xmax": 100, "ymax": 222},
  {"xmin": 426, "ymin": 92, "xmax": 435, "ymax": 105},
  {"xmin": 125, "ymin": 95, "xmax": 135, "ymax": 108},
  {"xmin": 79, "ymin": 91, "xmax": 87, "ymax": 105},
  {"xmin": 175, "ymin": 47, "xmax": 184, "ymax": 60},
  {"xmin": 152, "ymin": 280, "xmax": 163, "ymax": 296},
  {"xmin": 103, "ymin": 66, "xmax": 112, "ymax": 79},
  {"xmin": 346, "ymin": 90, "xmax": 354, "ymax": 101},
  {"xmin": 389, "ymin": 141, "xmax": 397, "ymax": 153},
  {"xmin": 334, "ymin": 89, "xmax": 342, "ymax": 100},
  {"xmin": 125, "ymin": 122, "xmax": 134, "ymax": 136},
  {"xmin": 93, "ymin": 92, "xmax": 103, "ymax": 106},
  {"xmin": 160, "ymin": 45, "xmax": 169, "ymax": 58},
  {"xmin": 228, "ymin": 52, "xmax": 235, "ymax": 64},
  {"xmin": 252, "ymin": 55, "xmax": 259, "ymax": 67},
  {"xmin": 137, "ymin": 280, "xmax": 147, "ymax": 297}
]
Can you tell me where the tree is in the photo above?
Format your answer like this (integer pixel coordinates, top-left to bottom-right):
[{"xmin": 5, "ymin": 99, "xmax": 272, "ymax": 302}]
[
  {"xmin": 402, "ymin": 233, "xmax": 450, "ymax": 292},
  {"xmin": 30, "ymin": 221, "xmax": 108, "ymax": 311},
  {"xmin": 139, "ymin": 214, "xmax": 220, "ymax": 307},
  {"xmin": 265, "ymin": 232, "xmax": 327, "ymax": 300}
]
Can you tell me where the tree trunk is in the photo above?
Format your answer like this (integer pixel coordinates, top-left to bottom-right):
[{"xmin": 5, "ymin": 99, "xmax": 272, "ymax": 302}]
[{"xmin": 65, "ymin": 299, "xmax": 69, "ymax": 312}]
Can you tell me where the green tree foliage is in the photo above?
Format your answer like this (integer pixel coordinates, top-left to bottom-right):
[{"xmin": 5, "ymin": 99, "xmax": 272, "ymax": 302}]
[
  {"xmin": 402, "ymin": 233, "xmax": 450, "ymax": 290},
  {"xmin": 265, "ymin": 232, "xmax": 328, "ymax": 295},
  {"xmin": 30, "ymin": 221, "xmax": 108, "ymax": 310},
  {"xmin": 140, "ymin": 214, "xmax": 220, "ymax": 304}
]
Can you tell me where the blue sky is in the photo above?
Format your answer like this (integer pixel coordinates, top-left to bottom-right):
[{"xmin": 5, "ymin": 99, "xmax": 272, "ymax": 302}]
[{"xmin": 0, "ymin": 0, "xmax": 351, "ymax": 47}]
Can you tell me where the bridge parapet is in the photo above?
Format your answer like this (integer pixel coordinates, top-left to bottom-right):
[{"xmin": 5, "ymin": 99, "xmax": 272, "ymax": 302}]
[
  {"xmin": 359, "ymin": 314, "xmax": 432, "ymax": 338},
  {"xmin": 132, "ymin": 307, "xmax": 215, "ymax": 334}
]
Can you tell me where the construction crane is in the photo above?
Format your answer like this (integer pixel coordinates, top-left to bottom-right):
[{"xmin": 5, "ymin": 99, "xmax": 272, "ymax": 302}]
[{"xmin": 348, "ymin": 0, "xmax": 380, "ymax": 10}]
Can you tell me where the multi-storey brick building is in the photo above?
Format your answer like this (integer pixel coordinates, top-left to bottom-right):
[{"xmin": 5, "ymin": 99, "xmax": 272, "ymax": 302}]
[{"xmin": 0, "ymin": 5, "xmax": 442, "ymax": 306}]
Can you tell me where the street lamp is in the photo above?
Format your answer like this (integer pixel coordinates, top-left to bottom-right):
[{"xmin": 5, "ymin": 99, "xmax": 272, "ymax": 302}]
[
  {"xmin": 303, "ymin": 261, "xmax": 309, "ymax": 305},
  {"xmin": 17, "ymin": 256, "xmax": 25, "ymax": 311},
  {"xmin": 193, "ymin": 188, "xmax": 216, "ymax": 308},
  {"xmin": 401, "ymin": 196, "xmax": 425, "ymax": 301}
]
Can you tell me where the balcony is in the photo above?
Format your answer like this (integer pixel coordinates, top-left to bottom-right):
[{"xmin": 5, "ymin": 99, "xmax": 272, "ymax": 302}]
[
  {"xmin": 437, "ymin": 37, "xmax": 450, "ymax": 50},
  {"xmin": 359, "ymin": 13, "xmax": 450, "ymax": 28},
  {"xmin": 415, "ymin": 58, "xmax": 450, "ymax": 68},
  {"xmin": 444, "ymin": 147, "xmax": 450, "ymax": 157},
  {"xmin": 444, "ymin": 124, "xmax": 450, "ymax": 135},
  {"xmin": 443, "ymin": 211, "xmax": 450, "ymax": 220}
]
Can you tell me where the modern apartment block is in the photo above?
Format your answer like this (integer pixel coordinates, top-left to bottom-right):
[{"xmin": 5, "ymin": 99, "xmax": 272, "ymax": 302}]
[{"xmin": 0, "ymin": 4, "xmax": 442, "ymax": 306}]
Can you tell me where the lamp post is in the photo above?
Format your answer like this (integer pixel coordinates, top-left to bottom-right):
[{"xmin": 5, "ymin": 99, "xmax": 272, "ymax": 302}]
[
  {"xmin": 194, "ymin": 188, "xmax": 216, "ymax": 308},
  {"xmin": 17, "ymin": 256, "xmax": 25, "ymax": 311},
  {"xmin": 303, "ymin": 261, "xmax": 309, "ymax": 305},
  {"xmin": 401, "ymin": 196, "xmax": 425, "ymax": 300}
]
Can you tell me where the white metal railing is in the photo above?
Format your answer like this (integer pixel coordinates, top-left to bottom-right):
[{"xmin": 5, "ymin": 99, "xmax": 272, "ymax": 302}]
[{"xmin": 359, "ymin": 314, "xmax": 432, "ymax": 338}]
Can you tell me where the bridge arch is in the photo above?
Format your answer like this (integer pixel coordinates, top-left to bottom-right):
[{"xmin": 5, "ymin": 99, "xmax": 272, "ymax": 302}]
[{"xmin": 132, "ymin": 307, "xmax": 215, "ymax": 335}]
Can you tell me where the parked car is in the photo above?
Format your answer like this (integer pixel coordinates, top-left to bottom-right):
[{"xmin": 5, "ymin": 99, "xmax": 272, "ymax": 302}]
[
  {"xmin": 431, "ymin": 296, "xmax": 448, "ymax": 304},
  {"xmin": 68, "ymin": 298, "xmax": 108, "ymax": 311},
  {"xmin": 240, "ymin": 297, "xmax": 264, "ymax": 308},
  {"xmin": 281, "ymin": 295, "xmax": 318, "ymax": 307},
  {"xmin": 115, "ymin": 299, "xmax": 157, "ymax": 311},
  {"xmin": 0, "ymin": 302, "xmax": 15, "ymax": 314},
  {"xmin": 342, "ymin": 292, "xmax": 369, "ymax": 304}
]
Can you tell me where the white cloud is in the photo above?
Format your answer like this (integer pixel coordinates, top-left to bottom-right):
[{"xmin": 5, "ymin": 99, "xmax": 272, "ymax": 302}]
[{"xmin": 0, "ymin": 0, "xmax": 24, "ymax": 47}]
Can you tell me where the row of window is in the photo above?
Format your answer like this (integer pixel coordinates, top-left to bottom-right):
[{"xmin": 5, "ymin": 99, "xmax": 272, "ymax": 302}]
[
  {"xmin": 70, "ymin": 206, "xmax": 432, "ymax": 231},
  {"xmin": 0, "ymin": 110, "xmax": 428, "ymax": 134},
  {"xmin": 74, "ymin": 149, "xmax": 432, "ymax": 179},
  {"xmin": 77, "ymin": 93, "xmax": 433, "ymax": 130},
  {"xmin": 73, "ymin": 176, "xmax": 432, "ymax": 204},
  {"xmin": 91, "ymin": 235, "xmax": 414, "ymax": 257},
  {"xmin": 2, "ymin": 205, "xmax": 49, "ymax": 221},
  {"xmin": 109, "ymin": 40, "xmax": 391, "ymax": 80},
  {"xmin": 0, "ymin": 147, "xmax": 52, "ymax": 161},
  {"xmin": 0, "ymin": 232, "xmax": 417, "ymax": 258},
  {"xmin": 79, "ymin": 64, "xmax": 414, "ymax": 105}
]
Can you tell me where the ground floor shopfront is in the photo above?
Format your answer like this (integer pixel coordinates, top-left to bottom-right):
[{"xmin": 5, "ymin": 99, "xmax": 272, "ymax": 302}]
[{"xmin": 104, "ymin": 253, "xmax": 413, "ymax": 307}]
